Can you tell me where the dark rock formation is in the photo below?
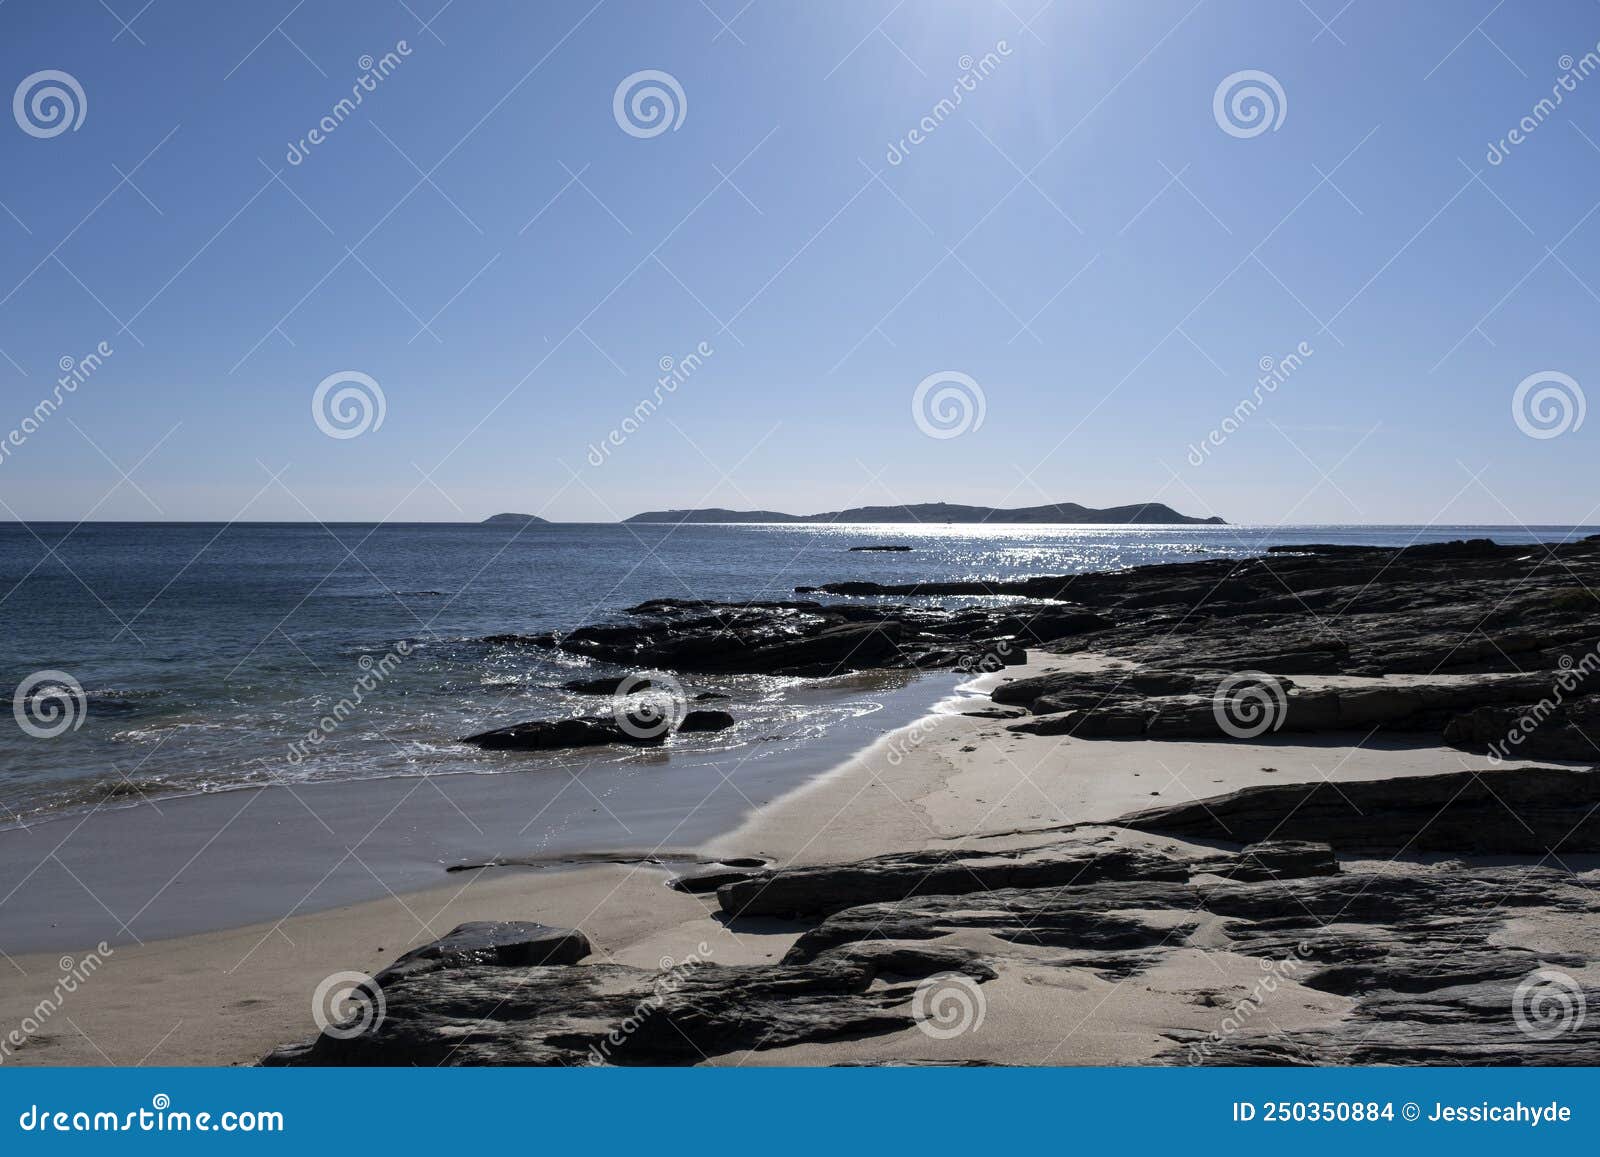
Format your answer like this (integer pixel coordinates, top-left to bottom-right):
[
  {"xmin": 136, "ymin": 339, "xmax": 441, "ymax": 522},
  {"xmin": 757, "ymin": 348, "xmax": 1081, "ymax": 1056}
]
[
  {"xmin": 263, "ymin": 941, "xmax": 994, "ymax": 1067},
  {"xmin": 666, "ymin": 866, "xmax": 765, "ymax": 893},
  {"xmin": 460, "ymin": 714, "xmax": 667, "ymax": 751},
  {"xmin": 469, "ymin": 536, "xmax": 1596, "ymax": 753},
  {"xmin": 1444, "ymin": 698, "xmax": 1600, "ymax": 761},
  {"xmin": 447, "ymin": 852, "xmax": 766, "ymax": 875},
  {"xmin": 1161, "ymin": 864, "xmax": 1600, "ymax": 1065},
  {"xmin": 676, "ymin": 709, "xmax": 735, "ymax": 733},
  {"xmin": 1193, "ymin": 839, "xmax": 1340, "ymax": 882},
  {"xmin": 533, "ymin": 599, "xmax": 1038, "ymax": 677},
  {"xmin": 376, "ymin": 922, "xmax": 591, "ymax": 984},
  {"xmin": 461, "ymin": 704, "xmax": 736, "ymax": 752},
  {"xmin": 964, "ymin": 537, "xmax": 1599, "ymax": 759},
  {"xmin": 1118, "ymin": 765, "xmax": 1600, "ymax": 854},
  {"xmin": 814, "ymin": 537, "xmax": 1599, "ymax": 678},
  {"xmin": 713, "ymin": 842, "xmax": 1192, "ymax": 918},
  {"xmin": 1171, "ymin": 976, "xmax": 1600, "ymax": 1065}
]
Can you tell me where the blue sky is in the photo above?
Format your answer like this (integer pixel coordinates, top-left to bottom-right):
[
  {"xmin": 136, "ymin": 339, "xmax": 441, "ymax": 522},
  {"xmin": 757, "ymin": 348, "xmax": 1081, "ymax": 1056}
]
[{"xmin": 1, "ymin": 0, "xmax": 1597, "ymax": 524}]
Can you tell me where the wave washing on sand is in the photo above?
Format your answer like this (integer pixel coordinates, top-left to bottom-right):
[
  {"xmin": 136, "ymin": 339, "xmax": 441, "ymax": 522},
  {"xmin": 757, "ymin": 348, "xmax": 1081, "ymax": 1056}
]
[{"xmin": 4, "ymin": 661, "xmax": 908, "ymax": 827}]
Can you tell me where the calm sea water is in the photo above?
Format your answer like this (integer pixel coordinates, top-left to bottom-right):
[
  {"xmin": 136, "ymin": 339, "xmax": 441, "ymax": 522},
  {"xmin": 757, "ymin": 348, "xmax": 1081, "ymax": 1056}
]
[{"xmin": 2, "ymin": 521, "xmax": 1592, "ymax": 825}]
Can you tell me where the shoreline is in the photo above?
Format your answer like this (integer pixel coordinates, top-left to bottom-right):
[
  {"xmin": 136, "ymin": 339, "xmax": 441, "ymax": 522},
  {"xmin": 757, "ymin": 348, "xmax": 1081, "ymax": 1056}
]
[
  {"xmin": 7, "ymin": 534, "xmax": 1598, "ymax": 1067},
  {"xmin": 0, "ymin": 653, "xmax": 1547, "ymax": 1067},
  {"xmin": 0, "ymin": 669, "xmax": 951, "ymax": 956}
]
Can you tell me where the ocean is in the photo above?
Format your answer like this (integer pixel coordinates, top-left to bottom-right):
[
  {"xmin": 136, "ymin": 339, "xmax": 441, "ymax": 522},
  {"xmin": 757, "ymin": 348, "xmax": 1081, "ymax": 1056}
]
[{"xmin": 2, "ymin": 520, "xmax": 1593, "ymax": 827}]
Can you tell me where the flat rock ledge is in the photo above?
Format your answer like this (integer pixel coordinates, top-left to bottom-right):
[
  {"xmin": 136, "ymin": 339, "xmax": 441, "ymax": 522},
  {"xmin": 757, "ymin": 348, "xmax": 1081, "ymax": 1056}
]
[
  {"xmin": 999, "ymin": 669, "xmax": 1600, "ymax": 760},
  {"xmin": 976, "ymin": 537, "xmax": 1600, "ymax": 761},
  {"xmin": 1118, "ymin": 765, "xmax": 1600, "ymax": 855}
]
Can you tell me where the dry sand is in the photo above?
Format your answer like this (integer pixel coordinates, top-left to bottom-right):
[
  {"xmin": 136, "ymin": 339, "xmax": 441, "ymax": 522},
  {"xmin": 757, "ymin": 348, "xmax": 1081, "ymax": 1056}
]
[{"xmin": 0, "ymin": 655, "xmax": 1521, "ymax": 1067}]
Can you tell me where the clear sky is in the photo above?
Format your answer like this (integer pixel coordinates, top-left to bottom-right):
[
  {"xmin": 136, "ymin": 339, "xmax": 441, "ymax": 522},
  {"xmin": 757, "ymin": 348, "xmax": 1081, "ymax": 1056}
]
[{"xmin": 1, "ymin": 0, "xmax": 1596, "ymax": 524}]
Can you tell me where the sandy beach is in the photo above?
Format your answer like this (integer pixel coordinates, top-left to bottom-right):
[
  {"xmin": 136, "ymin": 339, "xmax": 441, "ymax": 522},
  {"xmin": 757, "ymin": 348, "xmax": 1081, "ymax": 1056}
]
[{"xmin": 2, "ymin": 652, "xmax": 1554, "ymax": 1068}]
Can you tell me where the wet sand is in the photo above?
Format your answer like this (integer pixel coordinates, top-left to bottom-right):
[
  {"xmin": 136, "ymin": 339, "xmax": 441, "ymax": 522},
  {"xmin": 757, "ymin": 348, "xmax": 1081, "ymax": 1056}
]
[{"xmin": 0, "ymin": 672, "xmax": 944, "ymax": 954}]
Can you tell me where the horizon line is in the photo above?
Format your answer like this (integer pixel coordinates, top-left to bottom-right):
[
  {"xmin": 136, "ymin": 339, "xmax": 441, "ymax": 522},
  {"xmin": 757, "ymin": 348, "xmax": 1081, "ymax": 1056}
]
[{"xmin": 4, "ymin": 519, "xmax": 1597, "ymax": 528}]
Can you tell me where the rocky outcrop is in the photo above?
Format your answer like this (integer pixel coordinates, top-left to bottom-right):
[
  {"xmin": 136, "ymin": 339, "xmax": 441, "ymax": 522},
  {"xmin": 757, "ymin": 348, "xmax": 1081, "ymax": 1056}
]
[
  {"xmin": 375, "ymin": 922, "xmax": 591, "ymax": 984},
  {"xmin": 475, "ymin": 536, "xmax": 1596, "ymax": 749},
  {"xmin": 1444, "ymin": 697, "xmax": 1600, "ymax": 761},
  {"xmin": 1193, "ymin": 839, "xmax": 1340, "ymax": 882},
  {"xmin": 263, "ymin": 939, "xmax": 994, "ymax": 1067},
  {"xmin": 1160, "ymin": 864, "xmax": 1600, "ymax": 1065},
  {"xmin": 676, "ymin": 709, "xmax": 735, "ymax": 733},
  {"xmin": 499, "ymin": 599, "xmax": 1041, "ymax": 677},
  {"xmin": 1004, "ymin": 672, "xmax": 1596, "ymax": 744},
  {"xmin": 1170, "ymin": 976, "xmax": 1600, "ymax": 1066},
  {"xmin": 713, "ymin": 842, "xmax": 1191, "ymax": 918},
  {"xmin": 1117, "ymin": 765, "xmax": 1600, "ymax": 854},
  {"xmin": 461, "ymin": 707, "xmax": 735, "ymax": 751},
  {"xmin": 460, "ymin": 714, "xmax": 667, "ymax": 751},
  {"xmin": 811, "ymin": 536, "xmax": 1599, "ymax": 679}
]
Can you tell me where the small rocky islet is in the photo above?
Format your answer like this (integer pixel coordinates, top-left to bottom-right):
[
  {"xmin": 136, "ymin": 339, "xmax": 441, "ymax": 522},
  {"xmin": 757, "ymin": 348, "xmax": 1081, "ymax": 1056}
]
[{"xmin": 271, "ymin": 536, "xmax": 1600, "ymax": 1065}]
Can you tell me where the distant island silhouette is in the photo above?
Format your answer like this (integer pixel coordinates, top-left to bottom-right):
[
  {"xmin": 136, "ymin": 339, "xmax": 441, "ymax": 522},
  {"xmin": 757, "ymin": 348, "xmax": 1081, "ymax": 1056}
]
[
  {"xmin": 621, "ymin": 502, "xmax": 1224, "ymax": 525},
  {"xmin": 479, "ymin": 502, "xmax": 1223, "ymax": 525}
]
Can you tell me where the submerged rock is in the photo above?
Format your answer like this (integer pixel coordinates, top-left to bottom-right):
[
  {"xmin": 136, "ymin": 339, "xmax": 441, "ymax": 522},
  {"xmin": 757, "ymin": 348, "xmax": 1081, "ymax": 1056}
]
[
  {"xmin": 561, "ymin": 675, "xmax": 652, "ymax": 695},
  {"xmin": 460, "ymin": 714, "xmax": 666, "ymax": 751},
  {"xmin": 675, "ymin": 709, "xmax": 735, "ymax": 733},
  {"xmin": 461, "ymin": 704, "xmax": 735, "ymax": 751}
]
